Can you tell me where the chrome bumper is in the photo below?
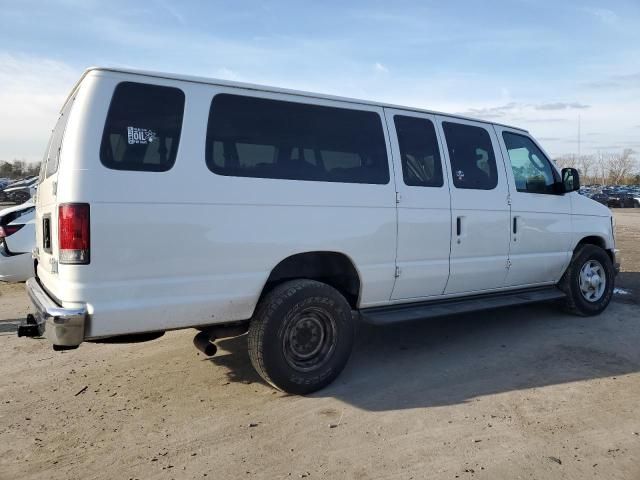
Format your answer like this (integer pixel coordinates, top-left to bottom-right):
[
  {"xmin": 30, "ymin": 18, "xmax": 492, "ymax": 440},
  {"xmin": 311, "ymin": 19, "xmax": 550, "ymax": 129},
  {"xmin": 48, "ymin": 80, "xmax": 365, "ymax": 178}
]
[{"xmin": 24, "ymin": 277, "xmax": 87, "ymax": 347}]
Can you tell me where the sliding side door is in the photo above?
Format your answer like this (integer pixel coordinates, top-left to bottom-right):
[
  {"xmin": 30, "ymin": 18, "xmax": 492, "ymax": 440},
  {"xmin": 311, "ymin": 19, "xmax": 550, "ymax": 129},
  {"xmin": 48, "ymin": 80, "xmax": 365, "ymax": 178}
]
[{"xmin": 385, "ymin": 108, "xmax": 452, "ymax": 300}]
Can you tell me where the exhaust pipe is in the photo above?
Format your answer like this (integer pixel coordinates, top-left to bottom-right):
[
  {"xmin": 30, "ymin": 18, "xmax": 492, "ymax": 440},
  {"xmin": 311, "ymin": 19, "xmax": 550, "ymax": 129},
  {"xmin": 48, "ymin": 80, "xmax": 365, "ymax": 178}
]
[
  {"xmin": 192, "ymin": 323, "xmax": 248, "ymax": 356},
  {"xmin": 193, "ymin": 331, "xmax": 217, "ymax": 356}
]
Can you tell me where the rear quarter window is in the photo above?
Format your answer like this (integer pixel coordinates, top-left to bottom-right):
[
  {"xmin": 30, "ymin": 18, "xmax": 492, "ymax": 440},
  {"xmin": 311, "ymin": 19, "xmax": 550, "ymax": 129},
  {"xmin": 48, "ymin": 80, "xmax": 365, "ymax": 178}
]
[{"xmin": 100, "ymin": 82, "xmax": 185, "ymax": 172}]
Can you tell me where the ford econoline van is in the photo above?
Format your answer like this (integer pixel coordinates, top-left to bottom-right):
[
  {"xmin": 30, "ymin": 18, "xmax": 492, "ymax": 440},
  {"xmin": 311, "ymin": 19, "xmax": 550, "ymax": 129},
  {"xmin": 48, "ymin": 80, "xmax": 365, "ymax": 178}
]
[{"xmin": 19, "ymin": 68, "xmax": 619, "ymax": 394}]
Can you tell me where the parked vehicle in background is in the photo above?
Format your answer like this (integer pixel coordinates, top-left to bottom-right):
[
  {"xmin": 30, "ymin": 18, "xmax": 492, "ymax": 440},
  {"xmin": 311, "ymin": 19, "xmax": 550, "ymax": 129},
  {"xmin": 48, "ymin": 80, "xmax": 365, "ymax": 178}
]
[
  {"xmin": 606, "ymin": 192, "xmax": 636, "ymax": 208},
  {"xmin": 0, "ymin": 176, "xmax": 38, "ymax": 204},
  {"xmin": 578, "ymin": 184, "xmax": 640, "ymax": 208},
  {"xmin": 4, "ymin": 183, "xmax": 37, "ymax": 204},
  {"xmin": 20, "ymin": 67, "xmax": 619, "ymax": 394},
  {"xmin": 590, "ymin": 192, "xmax": 610, "ymax": 206},
  {"xmin": 0, "ymin": 200, "xmax": 35, "ymax": 282}
]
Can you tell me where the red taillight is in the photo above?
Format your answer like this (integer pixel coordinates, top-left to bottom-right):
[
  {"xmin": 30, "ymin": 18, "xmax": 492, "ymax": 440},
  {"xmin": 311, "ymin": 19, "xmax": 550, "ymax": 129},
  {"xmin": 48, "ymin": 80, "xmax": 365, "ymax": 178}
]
[
  {"xmin": 0, "ymin": 224, "xmax": 24, "ymax": 239},
  {"xmin": 58, "ymin": 203, "xmax": 90, "ymax": 264}
]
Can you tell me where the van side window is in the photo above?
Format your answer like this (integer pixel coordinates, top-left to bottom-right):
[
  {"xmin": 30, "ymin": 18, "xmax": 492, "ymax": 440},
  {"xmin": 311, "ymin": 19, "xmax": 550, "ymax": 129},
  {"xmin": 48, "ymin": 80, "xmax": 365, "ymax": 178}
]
[
  {"xmin": 43, "ymin": 95, "xmax": 76, "ymax": 179},
  {"xmin": 100, "ymin": 82, "xmax": 185, "ymax": 172},
  {"xmin": 502, "ymin": 132, "xmax": 558, "ymax": 194},
  {"xmin": 394, "ymin": 115, "xmax": 443, "ymax": 187},
  {"xmin": 205, "ymin": 94, "xmax": 389, "ymax": 184},
  {"xmin": 442, "ymin": 122, "xmax": 498, "ymax": 190}
]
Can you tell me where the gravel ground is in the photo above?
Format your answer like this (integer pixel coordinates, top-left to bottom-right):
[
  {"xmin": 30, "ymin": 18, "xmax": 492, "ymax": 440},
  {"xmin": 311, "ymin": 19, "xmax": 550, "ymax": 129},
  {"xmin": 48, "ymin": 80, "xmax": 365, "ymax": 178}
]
[{"xmin": 0, "ymin": 210, "xmax": 639, "ymax": 480}]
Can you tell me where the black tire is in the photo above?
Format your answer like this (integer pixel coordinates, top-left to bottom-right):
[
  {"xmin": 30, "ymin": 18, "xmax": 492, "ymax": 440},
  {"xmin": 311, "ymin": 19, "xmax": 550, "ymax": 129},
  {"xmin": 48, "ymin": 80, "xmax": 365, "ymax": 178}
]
[
  {"xmin": 247, "ymin": 279, "xmax": 354, "ymax": 394},
  {"xmin": 558, "ymin": 244, "xmax": 615, "ymax": 316}
]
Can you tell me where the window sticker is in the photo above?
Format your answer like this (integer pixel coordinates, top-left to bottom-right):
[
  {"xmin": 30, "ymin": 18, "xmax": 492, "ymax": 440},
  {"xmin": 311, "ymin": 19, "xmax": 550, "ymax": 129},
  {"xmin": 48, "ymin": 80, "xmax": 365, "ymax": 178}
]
[{"xmin": 127, "ymin": 126, "xmax": 157, "ymax": 145}]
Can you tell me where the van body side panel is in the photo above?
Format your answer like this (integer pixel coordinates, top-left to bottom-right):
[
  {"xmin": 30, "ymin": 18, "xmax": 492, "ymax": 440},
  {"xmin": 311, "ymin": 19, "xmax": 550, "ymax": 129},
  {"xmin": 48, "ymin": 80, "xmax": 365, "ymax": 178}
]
[{"xmin": 52, "ymin": 74, "xmax": 397, "ymax": 338}]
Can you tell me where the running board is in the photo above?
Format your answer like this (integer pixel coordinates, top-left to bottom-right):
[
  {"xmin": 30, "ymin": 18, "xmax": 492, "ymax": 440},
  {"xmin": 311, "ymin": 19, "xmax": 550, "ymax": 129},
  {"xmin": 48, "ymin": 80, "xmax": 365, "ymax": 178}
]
[{"xmin": 359, "ymin": 287, "xmax": 566, "ymax": 325}]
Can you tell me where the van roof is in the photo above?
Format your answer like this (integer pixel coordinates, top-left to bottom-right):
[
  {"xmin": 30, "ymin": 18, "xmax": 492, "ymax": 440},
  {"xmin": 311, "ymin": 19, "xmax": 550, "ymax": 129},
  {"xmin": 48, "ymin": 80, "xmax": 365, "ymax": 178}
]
[{"xmin": 72, "ymin": 67, "xmax": 529, "ymax": 133}]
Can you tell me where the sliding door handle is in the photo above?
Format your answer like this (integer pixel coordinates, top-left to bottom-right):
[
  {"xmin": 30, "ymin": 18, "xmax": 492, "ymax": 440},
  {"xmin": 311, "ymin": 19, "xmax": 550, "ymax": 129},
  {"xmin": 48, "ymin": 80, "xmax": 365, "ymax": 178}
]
[
  {"xmin": 456, "ymin": 217, "xmax": 462, "ymax": 236},
  {"xmin": 513, "ymin": 217, "xmax": 518, "ymax": 234}
]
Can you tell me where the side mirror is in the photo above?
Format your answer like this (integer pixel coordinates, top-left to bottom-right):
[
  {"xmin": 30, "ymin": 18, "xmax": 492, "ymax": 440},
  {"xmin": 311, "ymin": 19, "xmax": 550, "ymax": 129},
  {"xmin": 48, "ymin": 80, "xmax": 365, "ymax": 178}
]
[{"xmin": 561, "ymin": 167, "xmax": 580, "ymax": 193}]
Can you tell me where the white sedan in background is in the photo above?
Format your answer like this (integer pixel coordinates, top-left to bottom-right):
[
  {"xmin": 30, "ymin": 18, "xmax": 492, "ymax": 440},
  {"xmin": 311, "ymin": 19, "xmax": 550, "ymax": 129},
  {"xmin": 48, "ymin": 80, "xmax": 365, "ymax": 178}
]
[{"xmin": 0, "ymin": 201, "xmax": 35, "ymax": 282}]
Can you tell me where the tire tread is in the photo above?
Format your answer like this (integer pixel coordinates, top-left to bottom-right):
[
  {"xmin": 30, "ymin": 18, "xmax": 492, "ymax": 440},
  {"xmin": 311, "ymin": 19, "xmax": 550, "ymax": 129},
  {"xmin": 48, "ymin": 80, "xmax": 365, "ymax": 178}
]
[
  {"xmin": 558, "ymin": 244, "xmax": 614, "ymax": 316},
  {"xmin": 248, "ymin": 279, "xmax": 349, "ymax": 392}
]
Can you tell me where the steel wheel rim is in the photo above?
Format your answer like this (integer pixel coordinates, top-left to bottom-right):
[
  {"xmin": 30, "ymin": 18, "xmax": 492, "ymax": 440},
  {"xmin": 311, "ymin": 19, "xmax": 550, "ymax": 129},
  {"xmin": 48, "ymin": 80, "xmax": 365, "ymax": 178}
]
[
  {"xmin": 579, "ymin": 259, "xmax": 606, "ymax": 302},
  {"xmin": 282, "ymin": 307, "xmax": 337, "ymax": 372}
]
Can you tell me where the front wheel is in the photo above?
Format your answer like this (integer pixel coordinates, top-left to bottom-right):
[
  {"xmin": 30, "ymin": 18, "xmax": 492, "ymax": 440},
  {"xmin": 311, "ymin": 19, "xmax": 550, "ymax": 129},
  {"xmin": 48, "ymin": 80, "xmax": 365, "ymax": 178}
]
[
  {"xmin": 248, "ymin": 279, "xmax": 354, "ymax": 394},
  {"xmin": 559, "ymin": 245, "xmax": 615, "ymax": 316}
]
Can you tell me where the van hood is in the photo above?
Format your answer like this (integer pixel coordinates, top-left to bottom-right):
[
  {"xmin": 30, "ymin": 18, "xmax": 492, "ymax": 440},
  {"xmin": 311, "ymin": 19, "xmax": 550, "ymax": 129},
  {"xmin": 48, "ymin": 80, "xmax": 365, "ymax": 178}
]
[{"xmin": 572, "ymin": 193, "xmax": 611, "ymax": 217}]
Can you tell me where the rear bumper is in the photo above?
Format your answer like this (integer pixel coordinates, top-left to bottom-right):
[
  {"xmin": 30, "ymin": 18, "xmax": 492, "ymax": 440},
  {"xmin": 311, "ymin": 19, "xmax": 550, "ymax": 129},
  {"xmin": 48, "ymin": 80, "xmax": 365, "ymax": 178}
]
[{"xmin": 23, "ymin": 277, "xmax": 87, "ymax": 346}]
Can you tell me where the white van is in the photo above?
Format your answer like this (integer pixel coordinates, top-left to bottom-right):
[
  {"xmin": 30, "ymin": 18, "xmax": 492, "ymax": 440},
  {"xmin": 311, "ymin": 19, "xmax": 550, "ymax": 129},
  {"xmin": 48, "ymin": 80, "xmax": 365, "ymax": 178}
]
[{"xmin": 20, "ymin": 67, "xmax": 619, "ymax": 394}]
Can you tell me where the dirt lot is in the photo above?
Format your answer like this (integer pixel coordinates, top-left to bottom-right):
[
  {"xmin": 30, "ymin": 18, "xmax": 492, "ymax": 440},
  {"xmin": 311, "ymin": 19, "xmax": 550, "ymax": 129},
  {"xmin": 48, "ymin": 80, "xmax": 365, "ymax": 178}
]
[{"xmin": 1, "ymin": 211, "xmax": 639, "ymax": 480}]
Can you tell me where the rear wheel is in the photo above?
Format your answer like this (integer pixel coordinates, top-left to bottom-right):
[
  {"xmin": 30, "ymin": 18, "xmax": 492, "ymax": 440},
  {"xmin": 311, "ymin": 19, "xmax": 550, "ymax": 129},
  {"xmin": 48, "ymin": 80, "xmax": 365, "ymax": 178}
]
[
  {"xmin": 559, "ymin": 245, "xmax": 614, "ymax": 316},
  {"xmin": 248, "ymin": 279, "xmax": 354, "ymax": 394}
]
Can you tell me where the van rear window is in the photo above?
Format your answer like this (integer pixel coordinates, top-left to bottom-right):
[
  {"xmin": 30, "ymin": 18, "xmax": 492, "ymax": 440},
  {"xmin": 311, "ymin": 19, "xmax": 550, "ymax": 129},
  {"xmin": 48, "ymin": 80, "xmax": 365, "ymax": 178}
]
[
  {"xmin": 100, "ymin": 82, "xmax": 185, "ymax": 172},
  {"xmin": 205, "ymin": 94, "xmax": 389, "ymax": 184}
]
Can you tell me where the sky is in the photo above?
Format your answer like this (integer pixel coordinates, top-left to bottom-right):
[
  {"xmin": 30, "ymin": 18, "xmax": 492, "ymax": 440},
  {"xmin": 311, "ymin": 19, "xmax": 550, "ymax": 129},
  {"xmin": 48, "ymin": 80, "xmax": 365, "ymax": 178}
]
[{"xmin": 0, "ymin": 0, "xmax": 639, "ymax": 163}]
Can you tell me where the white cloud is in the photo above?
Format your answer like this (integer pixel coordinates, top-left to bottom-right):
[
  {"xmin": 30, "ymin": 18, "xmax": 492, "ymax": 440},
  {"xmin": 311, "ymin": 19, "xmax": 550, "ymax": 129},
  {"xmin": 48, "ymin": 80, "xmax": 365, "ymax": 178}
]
[
  {"xmin": 582, "ymin": 7, "xmax": 618, "ymax": 25},
  {"xmin": 154, "ymin": 0, "xmax": 187, "ymax": 25},
  {"xmin": 534, "ymin": 102, "xmax": 590, "ymax": 111},
  {"xmin": 214, "ymin": 67, "xmax": 241, "ymax": 81},
  {"xmin": 0, "ymin": 53, "xmax": 80, "ymax": 162},
  {"xmin": 457, "ymin": 101, "xmax": 589, "ymax": 119},
  {"xmin": 373, "ymin": 62, "xmax": 389, "ymax": 74}
]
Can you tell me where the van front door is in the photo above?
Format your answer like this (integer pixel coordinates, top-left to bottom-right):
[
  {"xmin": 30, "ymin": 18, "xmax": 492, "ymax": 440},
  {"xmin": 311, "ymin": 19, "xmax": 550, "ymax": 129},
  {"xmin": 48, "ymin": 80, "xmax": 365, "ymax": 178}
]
[
  {"xmin": 436, "ymin": 117, "xmax": 511, "ymax": 294},
  {"xmin": 495, "ymin": 127, "xmax": 572, "ymax": 286},
  {"xmin": 385, "ymin": 109, "xmax": 452, "ymax": 300}
]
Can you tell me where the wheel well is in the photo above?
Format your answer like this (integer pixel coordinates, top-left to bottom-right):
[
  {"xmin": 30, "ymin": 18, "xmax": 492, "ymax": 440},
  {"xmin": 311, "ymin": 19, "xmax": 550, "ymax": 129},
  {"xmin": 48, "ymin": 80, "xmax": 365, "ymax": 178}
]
[
  {"xmin": 575, "ymin": 236, "xmax": 614, "ymax": 261},
  {"xmin": 261, "ymin": 252, "xmax": 361, "ymax": 308},
  {"xmin": 576, "ymin": 236, "xmax": 605, "ymax": 250}
]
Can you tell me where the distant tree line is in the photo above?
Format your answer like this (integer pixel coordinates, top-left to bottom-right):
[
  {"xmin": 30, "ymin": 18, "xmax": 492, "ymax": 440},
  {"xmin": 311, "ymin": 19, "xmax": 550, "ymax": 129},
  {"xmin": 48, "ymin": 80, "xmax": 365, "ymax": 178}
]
[
  {"xmin": 554, "ymin": 149, "xmax": 639, "ymax": 186},
  {"xmin": 0, "ymin": 152, "xmax": 637, "ymax": 186},
  {"xmin": 0, "ymin": 159, "xmax": 41, "ymax": 180}
]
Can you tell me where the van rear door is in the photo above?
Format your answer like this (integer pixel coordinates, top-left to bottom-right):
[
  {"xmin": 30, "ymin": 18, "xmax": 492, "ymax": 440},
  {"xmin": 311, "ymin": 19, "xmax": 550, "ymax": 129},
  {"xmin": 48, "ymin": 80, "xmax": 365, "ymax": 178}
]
[{"xmin": 35, "ymin": 94, "xmax": 76, "ymax": 279}]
